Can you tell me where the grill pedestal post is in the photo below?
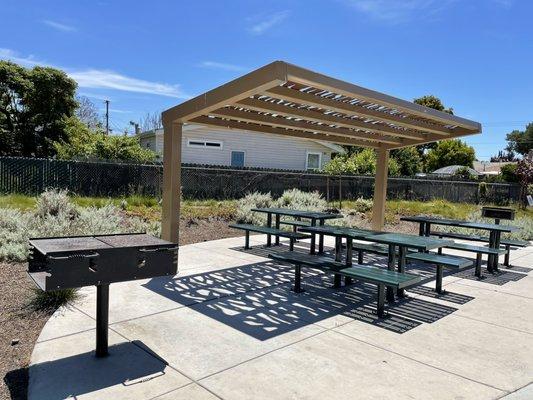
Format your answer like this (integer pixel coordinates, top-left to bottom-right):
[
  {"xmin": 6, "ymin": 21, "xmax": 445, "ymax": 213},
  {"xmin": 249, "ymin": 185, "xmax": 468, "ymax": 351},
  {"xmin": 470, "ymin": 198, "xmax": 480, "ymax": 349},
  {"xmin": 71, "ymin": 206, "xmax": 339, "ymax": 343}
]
[{"xmin": 96, "ymin": 283, "xmax": 109, "ymax": 357}]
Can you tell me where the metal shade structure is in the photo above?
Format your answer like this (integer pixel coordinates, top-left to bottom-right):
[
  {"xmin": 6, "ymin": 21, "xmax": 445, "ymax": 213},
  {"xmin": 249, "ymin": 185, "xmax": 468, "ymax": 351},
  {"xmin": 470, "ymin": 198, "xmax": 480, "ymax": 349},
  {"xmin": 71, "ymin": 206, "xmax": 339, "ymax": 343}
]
[{"xmin": 161, "ymin": 61, "xmax": 481, "ymax": 242}]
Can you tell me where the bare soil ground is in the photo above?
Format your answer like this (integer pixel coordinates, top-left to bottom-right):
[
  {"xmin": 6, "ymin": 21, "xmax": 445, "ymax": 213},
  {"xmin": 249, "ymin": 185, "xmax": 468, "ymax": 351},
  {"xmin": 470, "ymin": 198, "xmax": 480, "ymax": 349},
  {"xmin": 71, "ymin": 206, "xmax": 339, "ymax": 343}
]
[{"xmin": 0, "ymin": 217, "xmax": 241, "ymax": 400}]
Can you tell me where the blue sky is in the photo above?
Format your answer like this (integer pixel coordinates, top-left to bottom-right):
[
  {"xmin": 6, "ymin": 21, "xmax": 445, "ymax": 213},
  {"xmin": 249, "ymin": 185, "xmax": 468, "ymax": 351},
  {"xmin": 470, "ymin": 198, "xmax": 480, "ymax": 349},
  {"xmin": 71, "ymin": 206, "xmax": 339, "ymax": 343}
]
[{"xmin": 1, "ymin": 0, "xmax": 531, "ymax": 160}]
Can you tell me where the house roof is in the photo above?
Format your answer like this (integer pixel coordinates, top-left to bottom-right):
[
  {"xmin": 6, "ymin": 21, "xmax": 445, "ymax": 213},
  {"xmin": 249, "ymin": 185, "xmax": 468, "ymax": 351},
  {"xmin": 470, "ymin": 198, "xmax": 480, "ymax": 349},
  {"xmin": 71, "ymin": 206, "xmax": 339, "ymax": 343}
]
[
  {"xmin": 432, "ymin": 165, "xmax": 480, "ymax": 176},
  {"xmin": 162, "ymin": 61, "xmax": 481, "ymax": 149}
]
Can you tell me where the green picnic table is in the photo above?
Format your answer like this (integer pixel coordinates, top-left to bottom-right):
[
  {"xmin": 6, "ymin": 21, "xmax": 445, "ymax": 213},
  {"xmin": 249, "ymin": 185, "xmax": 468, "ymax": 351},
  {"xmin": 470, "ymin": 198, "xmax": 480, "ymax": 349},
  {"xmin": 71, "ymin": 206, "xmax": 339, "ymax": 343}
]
[
  {"xmin": 298, "ymin": 225, "xmax": 383, "ymax": 286},
  {"xmin": 251, "ymin": 208, "xmax": 342, "ymax": 254},
  {"xmin": 401, "ymin": 216, "xmax": 519, "ymax": 272},
  {"xmin": 368, "ymin": 233, "xmax": 454, "ymax": 300}
]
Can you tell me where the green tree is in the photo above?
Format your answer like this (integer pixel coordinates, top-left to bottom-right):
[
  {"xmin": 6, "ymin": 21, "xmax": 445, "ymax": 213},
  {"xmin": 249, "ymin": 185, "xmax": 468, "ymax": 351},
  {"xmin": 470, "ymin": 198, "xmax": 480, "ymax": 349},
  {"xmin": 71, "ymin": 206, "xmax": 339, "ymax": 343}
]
[
  {"xmin": 54, "ymin": 117, "xmax": 156, "ymax": 163},
  {"xmin": 413, "ymin": 95, "xmax": 454, "ymax": 155},
  {"xmin": 0, "ymin": 61, "xmax": 77, "ymax": 157},
  {"xmin": 413, "ymin": 95, "xmax": 454, "ymax": 114},
  {"xmin": 425, "ymin": 139, "xmax": 476, "ymax": 172},
  {"xmin": 390, "ymin": 146, "xmax": 422, "ymax": 176},
  {"xmin": 505, "ymin": 123, "xmax": 533, "ymax": 157}
]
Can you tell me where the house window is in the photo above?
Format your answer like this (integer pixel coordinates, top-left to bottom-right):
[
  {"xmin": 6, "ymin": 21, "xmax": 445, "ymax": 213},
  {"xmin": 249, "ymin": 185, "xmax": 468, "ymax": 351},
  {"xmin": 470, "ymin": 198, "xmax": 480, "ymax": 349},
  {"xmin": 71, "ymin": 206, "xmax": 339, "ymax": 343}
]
[
  {"xmin": 306, "ymin": 152, "xmax": 321, "ymax": 171},
  {"xmin": 231, "ymin": 151, "xmax": 245, "ymax": 167},
  {"xmin": 187, "ymin": 139, "xmax": 223, "ymax": 149}
]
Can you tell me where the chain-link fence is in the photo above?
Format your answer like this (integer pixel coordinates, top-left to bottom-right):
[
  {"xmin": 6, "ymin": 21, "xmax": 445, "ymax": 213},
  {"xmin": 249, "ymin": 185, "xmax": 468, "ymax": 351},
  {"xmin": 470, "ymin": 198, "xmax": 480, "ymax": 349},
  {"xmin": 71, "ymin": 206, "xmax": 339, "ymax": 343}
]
[{"xmin": 0, "ymin": 156, "xmax": 521, "ymax": 204}]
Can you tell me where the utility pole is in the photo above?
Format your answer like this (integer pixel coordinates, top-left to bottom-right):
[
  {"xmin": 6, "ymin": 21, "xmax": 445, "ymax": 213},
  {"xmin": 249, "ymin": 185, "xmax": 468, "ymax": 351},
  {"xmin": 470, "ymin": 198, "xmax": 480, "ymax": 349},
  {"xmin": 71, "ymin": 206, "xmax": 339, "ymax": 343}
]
[{"xmin": 104, "ymin": 100, "xmax": 110, "ymax": 135}]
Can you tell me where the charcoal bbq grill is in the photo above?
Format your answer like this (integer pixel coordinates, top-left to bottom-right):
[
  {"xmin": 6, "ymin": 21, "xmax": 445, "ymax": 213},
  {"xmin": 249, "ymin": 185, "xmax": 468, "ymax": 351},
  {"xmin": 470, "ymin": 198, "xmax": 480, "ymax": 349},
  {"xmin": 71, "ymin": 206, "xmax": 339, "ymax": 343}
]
[{"xmin": 28, "ymin": 233, "xmax": 178, "ymax": 357}]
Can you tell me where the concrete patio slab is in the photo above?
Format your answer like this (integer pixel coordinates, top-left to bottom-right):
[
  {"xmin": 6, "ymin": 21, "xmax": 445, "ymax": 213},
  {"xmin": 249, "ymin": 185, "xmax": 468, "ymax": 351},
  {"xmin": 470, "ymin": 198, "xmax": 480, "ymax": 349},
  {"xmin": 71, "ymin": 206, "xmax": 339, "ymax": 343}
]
[
  {"xmin": 335, "ymin": 312, "xmax": 533, "ymax": 391},
  {"xmin": 112, "ymin": 291, "xmax": 325, "ymax": 380},
  {"xmin": 201, "ymin": 330, "xmax": 502, "ymax": 400},
  {"xmin": 27, "ymin": 235, "xmax": 533, "ymax": 399}
]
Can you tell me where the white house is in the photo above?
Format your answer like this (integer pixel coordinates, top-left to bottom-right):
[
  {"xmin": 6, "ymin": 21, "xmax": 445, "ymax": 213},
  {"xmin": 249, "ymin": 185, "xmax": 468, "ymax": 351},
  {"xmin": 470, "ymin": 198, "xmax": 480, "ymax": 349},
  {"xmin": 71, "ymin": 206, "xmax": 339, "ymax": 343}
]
[{"xmin": 138, "ymin": 124, "xmax": 345, "ymax": 171}]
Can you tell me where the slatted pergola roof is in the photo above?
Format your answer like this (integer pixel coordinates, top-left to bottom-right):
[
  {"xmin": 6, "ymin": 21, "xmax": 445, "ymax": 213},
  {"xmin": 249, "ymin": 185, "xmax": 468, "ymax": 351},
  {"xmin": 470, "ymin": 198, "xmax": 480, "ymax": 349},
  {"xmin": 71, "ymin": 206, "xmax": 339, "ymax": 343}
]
[
  {"xmin": 160, "ymin": 61, "xmax": 481, "ymax": 242},
  {"xmin": 162, "ymin": 61, "xmax": 481, "ymax": 150}
]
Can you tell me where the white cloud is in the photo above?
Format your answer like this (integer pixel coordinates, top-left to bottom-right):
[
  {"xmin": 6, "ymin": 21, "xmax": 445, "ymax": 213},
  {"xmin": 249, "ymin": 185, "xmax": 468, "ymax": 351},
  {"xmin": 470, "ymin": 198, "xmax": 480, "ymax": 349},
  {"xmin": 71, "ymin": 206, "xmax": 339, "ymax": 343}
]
[
  {"xmin": 198, "ymin": 61, "xmax": 247, "ymax": 72},
  {"xmin": 42, "ymin": 19, "xmax": 77, "ymax": 32},
  {"xmin": 344, "ymin": 0, "xmax": 455, "ymax": 23},
  {"xmin": 0, "ymin": 48, "xmax": 43, "ymax": 67},
  {"xmin": 69, "ymin": 69, "xmax": 187, "ymax": 98},
  {"xmin": 248, "ymin": 10, "xmax": 290, "ymax": 35},
  {"xmin": 0, "ymin": 48, "xmax": 188, "ymax": 99}
]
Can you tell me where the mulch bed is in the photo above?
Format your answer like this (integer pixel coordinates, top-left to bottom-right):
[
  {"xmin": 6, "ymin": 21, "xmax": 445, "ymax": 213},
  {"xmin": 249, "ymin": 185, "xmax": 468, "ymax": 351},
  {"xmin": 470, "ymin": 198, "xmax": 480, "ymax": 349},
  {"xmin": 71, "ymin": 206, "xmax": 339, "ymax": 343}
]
[{"xmin": 0, "ymin": 217, "xmax": 240, "ymax": 400}]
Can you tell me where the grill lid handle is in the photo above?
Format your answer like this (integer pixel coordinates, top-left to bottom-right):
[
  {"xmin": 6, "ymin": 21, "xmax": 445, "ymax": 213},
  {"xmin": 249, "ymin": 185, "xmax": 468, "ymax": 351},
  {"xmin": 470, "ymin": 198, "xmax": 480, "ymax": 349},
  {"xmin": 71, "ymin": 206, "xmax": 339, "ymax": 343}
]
[
  {"xmin": 48, "ymin": 252, "xmax": 100, "ymax": 260},
  {"xmin": 139, "ymin": 246, "xmax": 179, "ymax": 253}
]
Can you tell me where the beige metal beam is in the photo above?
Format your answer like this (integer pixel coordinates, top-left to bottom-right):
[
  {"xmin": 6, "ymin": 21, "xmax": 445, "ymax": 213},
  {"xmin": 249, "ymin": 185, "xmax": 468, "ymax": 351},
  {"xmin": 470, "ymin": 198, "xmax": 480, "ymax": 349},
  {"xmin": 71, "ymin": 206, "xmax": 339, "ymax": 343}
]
[
  {"xmin": 371, "ymin": 148, "xmax": 389, "ymax": 231},
  {"xmin": 284, "ymin": 62, "xmax": 481, "ymax": 132},
  {"xmin": 210, "ymin": 107, "xmax": 402, "ymax": 145},
  {"xmin": 161, "ymin": 122, "xmax": 182, "ymax": 243},
  {"xmin": 236, "ymin": 97, "xmax": 413, "ymax": 142},
  {"xmin": 265, "ymin": 86, "xmax": 453, "ymax": 137},
  {"xmin": 190, "ymin": 116, "xmax": 381, "ymax": 148},
  {"xmin": 162, "ymin": 61, "xmax": 288, "ymax": 123}
]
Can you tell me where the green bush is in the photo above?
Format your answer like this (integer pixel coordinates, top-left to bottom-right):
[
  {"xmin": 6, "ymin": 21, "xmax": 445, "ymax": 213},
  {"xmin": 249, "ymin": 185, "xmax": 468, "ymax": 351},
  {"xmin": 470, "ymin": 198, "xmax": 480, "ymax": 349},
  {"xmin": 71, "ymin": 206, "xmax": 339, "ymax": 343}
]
[
  {"xmin": 391, "ymin": 146, "xmax": 423, "ymax": 176},
  {"xmin": 29, "ymin": 288, "xmax": 79, "ymax": 312},
  {"xmin": 500, "ymin": 163, "xmax": 519, "ymax": 183},
  {"xmin": 324, "ymin": 148, "xmax": 400, "ymax": 176}
]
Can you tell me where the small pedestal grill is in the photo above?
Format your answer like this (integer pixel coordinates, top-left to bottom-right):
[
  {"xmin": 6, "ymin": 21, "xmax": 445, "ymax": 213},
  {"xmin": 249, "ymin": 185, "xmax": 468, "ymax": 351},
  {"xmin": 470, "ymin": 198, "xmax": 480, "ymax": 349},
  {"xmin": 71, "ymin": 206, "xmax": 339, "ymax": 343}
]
[{"xmin": 28, "ymin": 233, "xmax": 178, "ymax": 357}]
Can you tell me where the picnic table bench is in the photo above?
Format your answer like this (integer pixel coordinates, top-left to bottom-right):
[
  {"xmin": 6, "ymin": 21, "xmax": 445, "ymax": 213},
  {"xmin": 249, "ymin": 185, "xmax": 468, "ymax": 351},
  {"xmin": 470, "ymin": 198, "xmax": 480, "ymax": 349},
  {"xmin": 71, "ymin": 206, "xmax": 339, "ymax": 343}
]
[
  {"xmin": 406, "ymin": 252, "xmax": 473, "ymax": 293},
  {"xmin": 229, "ymin": 224, "xmax": 309, "ymax": 251},
  {"xmin": 401, "ymin": 216, "xmax": 520, "ymax": 272},
  {"xmin": 269, "ymin": 252, "xmax": 420, "ymax": 318},
  {"xmin": 431, "ymin": 231, "xmax": 528, "ymax": 267}
]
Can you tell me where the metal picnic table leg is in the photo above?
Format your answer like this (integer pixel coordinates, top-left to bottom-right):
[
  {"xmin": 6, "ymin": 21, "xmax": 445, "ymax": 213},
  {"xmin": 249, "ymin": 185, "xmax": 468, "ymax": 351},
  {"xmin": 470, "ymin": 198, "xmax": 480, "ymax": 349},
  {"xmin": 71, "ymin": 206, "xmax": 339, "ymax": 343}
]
[
  {"xmin": 487, "ymin": 231, "xmax": 495, "ymax": 273},
  {"xmin": 386, "ymin": 244, "xmax": 396, "ymax": 302},
  {"xmin": 397, "ymin": 246, "xmax": 407, "ymax": 297},
  {"xmin": 96, "ymin": 283, "xmax": 109, "ymax": 357},
  {"xmin": 418, "ymin": 222, "xmax": 425, "ymax": 237},
  {"xmin": 266, "ymin": 213, "xmax": 272, "ymax": 247},
  {"xmin": 333, "ymin": 236, "xmax": 342, "ymax": 288},
  {"xmin": 493, "ymin": 230, "xmax": 501, "ymax": 272},
  {"xmin": 345, "ymin": 237, "xmax": 353, "ymax": 285},
  {"xmin": 318, "ymin": 218, "xmax": 325, "ymax": 254},
  {"xmin": 309, "ymin": 218, "xmax": 317, "ymax": 254},
  {"xmin": 275, "ymin": 214, "xmax": 281, "ymax": 246}
]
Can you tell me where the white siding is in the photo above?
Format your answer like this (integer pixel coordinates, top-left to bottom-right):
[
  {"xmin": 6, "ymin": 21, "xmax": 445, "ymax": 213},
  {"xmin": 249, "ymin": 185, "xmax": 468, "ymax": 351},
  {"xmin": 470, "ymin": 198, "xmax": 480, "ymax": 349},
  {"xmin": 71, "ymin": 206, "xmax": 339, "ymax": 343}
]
[{"xmin": 144, "ymin": 125, "xmax": 338, "ymax": 170}]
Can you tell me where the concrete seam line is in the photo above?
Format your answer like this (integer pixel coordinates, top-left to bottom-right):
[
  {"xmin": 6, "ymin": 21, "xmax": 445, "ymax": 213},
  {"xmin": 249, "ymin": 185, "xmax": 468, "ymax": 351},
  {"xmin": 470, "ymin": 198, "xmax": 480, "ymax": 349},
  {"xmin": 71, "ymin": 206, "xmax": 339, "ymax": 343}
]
[{"xmin": 330, "ymin": 328, "xmax": 507, "ymax": 393}]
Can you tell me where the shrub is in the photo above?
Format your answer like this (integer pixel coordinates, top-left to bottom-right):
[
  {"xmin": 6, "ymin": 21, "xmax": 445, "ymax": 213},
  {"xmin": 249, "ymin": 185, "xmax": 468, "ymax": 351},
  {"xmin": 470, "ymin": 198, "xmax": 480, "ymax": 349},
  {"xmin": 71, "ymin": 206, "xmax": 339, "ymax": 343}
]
[
  {"xmin": 35, "ymin": 189, "xmax": 78, "ymax": 218},
  {"xmin": 0, "ymin": 190, "xmax": 159, "ymax": 262},
  {"xmin": 276, "ymin": 189, "xmax": 326, "ymax": 211},
  {"xmin": 235, "ymin": 189, "xmax": 327, "ymax": 225},
  {"xmin": 324, "ymin": 149, "xmax": 401, "ymax": 176},
  {"xmin": 500, "ymin": 163, "xmax": 519, "ymax": 183},
  {"xmin": 235, "ymin": 192, "xmax": 273, "ymax": 225},
  {"xmin": 29, "ymin": 288, "xmax": 79, "ymax": 312},
  {"xmin": 351, "ymin": 197, "xmax": 373, "ymax": 213}
]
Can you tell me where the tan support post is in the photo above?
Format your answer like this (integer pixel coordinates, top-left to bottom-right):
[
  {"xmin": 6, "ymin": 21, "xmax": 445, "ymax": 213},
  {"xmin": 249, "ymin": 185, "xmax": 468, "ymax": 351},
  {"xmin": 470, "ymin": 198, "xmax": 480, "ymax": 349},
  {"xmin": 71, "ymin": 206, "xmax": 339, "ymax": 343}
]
[
  {"xmin": 161, "ymin": 121, "xmax": 182, "ymax": 243},
  {"xmin": 371, "ymin": 148, "xmax": 389, "ymax": 231}
]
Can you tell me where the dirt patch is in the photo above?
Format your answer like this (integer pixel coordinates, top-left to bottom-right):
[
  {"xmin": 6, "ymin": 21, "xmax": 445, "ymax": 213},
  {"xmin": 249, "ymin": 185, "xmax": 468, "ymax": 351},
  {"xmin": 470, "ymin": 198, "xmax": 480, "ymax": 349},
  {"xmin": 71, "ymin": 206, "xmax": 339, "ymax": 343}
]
[
  {"xmin": 1, "ymin": 262, "xmax": 51, "ymax": 400},
  {"xmin": 179, "ymin": 217, "xmax": 241, "ymax": 245}
]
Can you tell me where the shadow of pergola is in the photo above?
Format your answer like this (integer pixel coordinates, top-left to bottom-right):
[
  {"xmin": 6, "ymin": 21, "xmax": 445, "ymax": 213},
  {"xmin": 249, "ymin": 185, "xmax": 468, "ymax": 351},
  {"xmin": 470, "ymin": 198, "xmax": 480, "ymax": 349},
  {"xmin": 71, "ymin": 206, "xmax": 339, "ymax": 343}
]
[{"xmin": 144, "ymin": 248, "xmax": 461, "ymax": 338}]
